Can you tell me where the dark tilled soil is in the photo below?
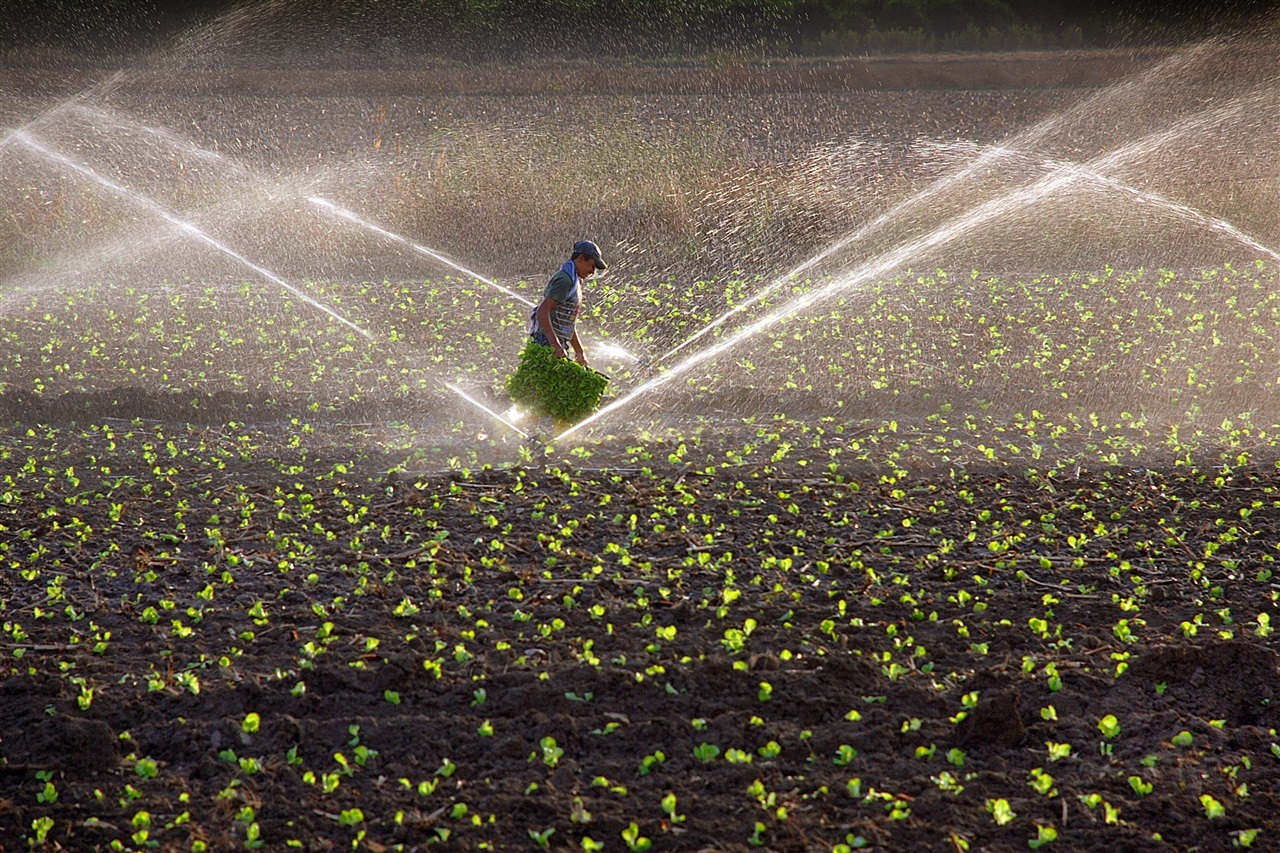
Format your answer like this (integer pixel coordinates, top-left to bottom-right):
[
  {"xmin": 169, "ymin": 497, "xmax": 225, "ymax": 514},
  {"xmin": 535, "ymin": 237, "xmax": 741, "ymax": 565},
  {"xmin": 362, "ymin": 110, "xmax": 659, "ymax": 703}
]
[{"xmin": 1, "ymin": 421, "xmax": 1278, "ymax": 851}]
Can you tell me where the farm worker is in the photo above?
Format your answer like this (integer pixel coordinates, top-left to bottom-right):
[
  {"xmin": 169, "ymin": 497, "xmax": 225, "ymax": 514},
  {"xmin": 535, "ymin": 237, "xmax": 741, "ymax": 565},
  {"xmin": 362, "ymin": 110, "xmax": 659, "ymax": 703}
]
[{"xmin": 529, "ymin": 240, "xmax": 606, "ymax": 367}]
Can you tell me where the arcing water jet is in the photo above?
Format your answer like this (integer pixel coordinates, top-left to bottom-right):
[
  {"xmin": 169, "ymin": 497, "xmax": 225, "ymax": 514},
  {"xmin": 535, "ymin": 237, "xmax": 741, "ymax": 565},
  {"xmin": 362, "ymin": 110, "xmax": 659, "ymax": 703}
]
[
  {"xmin": 11, "ymin": 129, "xmax": 540, "ymax": 438},
  {"xmin": 10, "ymin": 130, "xmax": 379, "ymax": 342},
  {"xmin": 652, "ymin": 39, "xmax": 1237, "ymax": 368},
  {"xmin": 307, "ymin": 197, "xmax": 535, "ymax": 308},
  {"xmin": 559, "ymin": 90, "xmax": 1280, "ymax": 441}
]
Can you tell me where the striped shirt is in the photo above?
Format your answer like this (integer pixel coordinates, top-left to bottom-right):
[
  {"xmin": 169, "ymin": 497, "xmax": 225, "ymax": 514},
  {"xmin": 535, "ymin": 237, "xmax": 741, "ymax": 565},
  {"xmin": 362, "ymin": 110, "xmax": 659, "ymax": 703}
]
[{"xmin": 529, "ymin": 260, "xmax": 581, "ymax": 350}]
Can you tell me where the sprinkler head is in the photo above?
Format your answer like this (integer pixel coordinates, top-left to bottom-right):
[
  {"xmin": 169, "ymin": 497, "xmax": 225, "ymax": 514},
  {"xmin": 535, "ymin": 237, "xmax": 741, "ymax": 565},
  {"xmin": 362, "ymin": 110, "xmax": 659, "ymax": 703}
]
[{"xmin": 632, "ymin": 355, "xmax": 661, "ymax": 377}]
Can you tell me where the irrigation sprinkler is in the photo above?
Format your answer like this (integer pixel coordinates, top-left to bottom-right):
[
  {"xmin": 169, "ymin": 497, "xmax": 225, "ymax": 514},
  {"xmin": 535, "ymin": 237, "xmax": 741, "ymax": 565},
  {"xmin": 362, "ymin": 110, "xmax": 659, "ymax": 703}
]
[
  {"xmin": 443, "ymin": 384, "xmax": 529, "ymax": 438},
  {"xmin": 8, "ymin": 101, "xmax": 643, "ymax": 383},
  {"xmin": 648, "ymin": 42, "xmax": 1234, "ymax": 370},
  {"xmin": 557, "ymin": 91, "xmax": 1280, "ymax": 442},
  {"xmin": 10, "ymin": 129, "xmax": 536, "ymax": 440}
]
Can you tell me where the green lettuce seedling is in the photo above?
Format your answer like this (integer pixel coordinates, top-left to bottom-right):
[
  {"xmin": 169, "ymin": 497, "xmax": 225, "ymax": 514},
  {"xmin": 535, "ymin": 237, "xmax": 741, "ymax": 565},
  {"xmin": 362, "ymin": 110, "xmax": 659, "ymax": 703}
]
[{"xmin": 506, "ymin": 341, "xmax": 609, "ymax": 423}]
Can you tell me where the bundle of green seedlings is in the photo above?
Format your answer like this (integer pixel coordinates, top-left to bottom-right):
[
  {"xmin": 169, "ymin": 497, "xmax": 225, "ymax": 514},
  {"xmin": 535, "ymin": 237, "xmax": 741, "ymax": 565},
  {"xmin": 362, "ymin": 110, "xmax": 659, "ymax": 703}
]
[{"xmin": 506, "ymin": 340, "xmax": 609, "ymax": 423}]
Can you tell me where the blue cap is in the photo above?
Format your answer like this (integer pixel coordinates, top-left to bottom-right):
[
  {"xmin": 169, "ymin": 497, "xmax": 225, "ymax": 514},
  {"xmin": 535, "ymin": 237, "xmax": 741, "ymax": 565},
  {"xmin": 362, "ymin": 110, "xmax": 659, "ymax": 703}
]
[{"xmin": 573, "ymin": 240, "xmax": 607, "ymax": 269}]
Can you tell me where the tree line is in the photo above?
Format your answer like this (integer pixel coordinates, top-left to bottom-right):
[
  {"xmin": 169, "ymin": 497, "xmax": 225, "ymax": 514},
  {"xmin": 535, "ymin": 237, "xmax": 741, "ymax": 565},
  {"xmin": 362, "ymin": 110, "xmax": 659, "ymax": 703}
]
[{"xmin": 4, "ymin": 0, "xmax": 1278, "ymax": 57}]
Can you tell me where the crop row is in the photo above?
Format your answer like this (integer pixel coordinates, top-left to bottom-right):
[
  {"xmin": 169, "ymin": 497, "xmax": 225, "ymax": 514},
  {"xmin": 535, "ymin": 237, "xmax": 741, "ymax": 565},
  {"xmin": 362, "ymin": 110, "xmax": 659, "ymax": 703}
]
[{"xmin": 1, "ymin": 264, "xmax": 1277, "ymax": 436}]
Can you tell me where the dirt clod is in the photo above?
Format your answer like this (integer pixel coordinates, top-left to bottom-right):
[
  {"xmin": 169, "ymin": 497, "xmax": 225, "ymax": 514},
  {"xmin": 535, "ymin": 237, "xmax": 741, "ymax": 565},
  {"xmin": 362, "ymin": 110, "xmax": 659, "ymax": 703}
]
[{"xmin": 955, "ymin": 689, "xmax": 1025, "ymax": 751}]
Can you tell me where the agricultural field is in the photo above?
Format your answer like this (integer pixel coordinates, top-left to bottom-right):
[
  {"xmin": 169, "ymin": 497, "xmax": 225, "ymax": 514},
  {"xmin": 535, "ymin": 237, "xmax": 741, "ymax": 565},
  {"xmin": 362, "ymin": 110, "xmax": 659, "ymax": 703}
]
[
  {"xmin": 2, "ymin": 261, "xmax": 1280, "ymax": 851},
  {"xmin": 6, "ymin": 28, "xmax": 1280, "ymax": 851}
]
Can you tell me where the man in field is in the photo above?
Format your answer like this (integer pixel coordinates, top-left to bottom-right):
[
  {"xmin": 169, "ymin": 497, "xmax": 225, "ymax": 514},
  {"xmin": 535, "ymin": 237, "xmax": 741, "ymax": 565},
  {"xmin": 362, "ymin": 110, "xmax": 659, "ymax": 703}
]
[{"xmin": 529, "ymin": 240, "xmax": 606, "ymax": 366}]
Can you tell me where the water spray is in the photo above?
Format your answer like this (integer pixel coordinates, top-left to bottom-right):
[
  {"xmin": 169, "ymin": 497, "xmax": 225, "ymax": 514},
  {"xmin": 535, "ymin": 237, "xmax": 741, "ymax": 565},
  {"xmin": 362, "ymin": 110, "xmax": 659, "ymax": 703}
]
[
  {"xmin": 0, "ymin": 17, "xmax": 574, "ymax": 445},
  {"xmin": 0, "ymin": 71, "xmax": 129, "ymax": 154},
  {"xmin": 643, "ymin": 87, "xmax": 1268, "ymax": 389},
  {"xmin": 2, "ymin": 32, "xmax": 1273, "ymax": 456},
  {"xmin": 11, "ymin": 130, "xmax": 378, "ymax": 342},
  {"xmin": 932, "ymin": 141, "xmax": 1280, "ymax": 267},
  {"xmin": 1077, "ymin": 171, "xmax": 1280, "ymax": 266},
  {"xmin": 10, "ymin": 102, "xmax": 645, "ymax": 381},
  {"xmin": 649, "ymin": 44, "xmax": 1234, "ymax": 370},
  {"xmin": 9, "ymin": 101, "xmax": 529, "ymax": 306},
  {"xmin": 307, "ymin": 197, "xmax": 536, "ymax": 307},
  {"xmin": 558, "ymin": 168, "xmax": 1085, "ymax": 440},
  {"xmin": 592, "ymin": 342, "xmax": 641, "ymax": 363},
  {"xmin": 557, "ymin": 92, "xmax": 1279, "ymax": 442},
  {"xmin": 443, "ymin": 384, "xmax": 529, "ymax": 437},
  {"xmin": 305, "ymin": 197, "xmax": 645, "ymax": 374},
  {"xmin": 68, "ymin": 103, "xmax": 259, "ymax": 182},
  {"xmin": 7, "ymin": 128, "xmax": 548, "ymax": 439}
]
